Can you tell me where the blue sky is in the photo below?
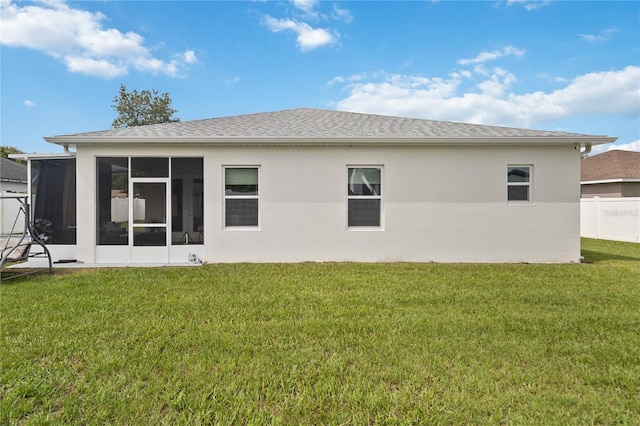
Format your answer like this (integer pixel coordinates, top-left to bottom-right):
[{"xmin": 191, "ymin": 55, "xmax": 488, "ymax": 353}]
[{"xmin": 1, "ymin": 0, "xmax": 639, "ymax": 155}]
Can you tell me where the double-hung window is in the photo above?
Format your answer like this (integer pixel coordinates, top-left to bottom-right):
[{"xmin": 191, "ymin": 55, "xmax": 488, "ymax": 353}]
[
  {"xmin": 347, "ymin": 167, "xmax": 382, "ymax": 227},
  {"xmin": 507, "ymin": 165, "xmax": 532, "ymax": 202},
  {"xmin": 224, "ymin": 167, "xmax": 259, "ymax": 227}
]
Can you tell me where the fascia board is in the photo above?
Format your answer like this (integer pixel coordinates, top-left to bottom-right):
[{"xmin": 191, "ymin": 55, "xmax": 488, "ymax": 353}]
[
  {"xmin": 9, "ymin": 153, "xmax": 75, "ymax": 160},
  {"xmin": 44, "ymin": 136, "xmax": 618, "ymax": 147},
  {"xmin": 581, "ymin": 178, "xmax": 640, "ymax": 185}
]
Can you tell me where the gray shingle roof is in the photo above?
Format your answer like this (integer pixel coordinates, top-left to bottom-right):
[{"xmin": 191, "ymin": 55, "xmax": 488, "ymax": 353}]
[
  {"xmin": 0, "ymin": 157, "xmax": 27, "ymax": 183},
  {"xmin": 581, "ymin": 150, "xmax": 640, "ymax": 181},
  {"xmin": 51, "ymin": 108, "xmax": 607, "ymax": 140}
]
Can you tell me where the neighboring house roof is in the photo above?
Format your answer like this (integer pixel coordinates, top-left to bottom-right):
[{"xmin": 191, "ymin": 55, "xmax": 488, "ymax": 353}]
[
  {"xmin": 45, "ymin": 108, "xmax": 616, "ymax": 147},
  {"xmin": 581, "ymin": 150, "xmax": 640, "ymax": 183},
  {"xmin": 0, "ymin": 157, "xmax": 27, "ymax": 183}
]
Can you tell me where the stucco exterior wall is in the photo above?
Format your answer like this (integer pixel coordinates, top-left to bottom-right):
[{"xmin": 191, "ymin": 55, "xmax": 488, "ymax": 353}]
[
  {"xmin": 75, "ymin": 143, "xmax": 581, "ymax": 263},
  {"xmin": 581, "ymin": 182, "xmax": 623, "ymax": 198},
  {"xmin": 623, "ymin": 183, "xmax": 640, "ymax": 197},
  {"xmin": 581, "ymin": 182, "xmax": 640, "ymax": 198}
]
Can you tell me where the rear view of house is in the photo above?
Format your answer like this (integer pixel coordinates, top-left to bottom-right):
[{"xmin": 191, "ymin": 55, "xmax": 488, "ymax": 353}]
[{"xmin": 17, "ymin": 108, "xmax": 616, "ymax": 264}]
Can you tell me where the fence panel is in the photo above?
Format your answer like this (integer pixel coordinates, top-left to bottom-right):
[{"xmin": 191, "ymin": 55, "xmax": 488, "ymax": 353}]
[
  {"xmin": 581, "ymin": 197, "xmax": 640, "ymax": 243},
  {"xmin": 1, "ymin": 194, "xmax": 25, "ymax": 235}
]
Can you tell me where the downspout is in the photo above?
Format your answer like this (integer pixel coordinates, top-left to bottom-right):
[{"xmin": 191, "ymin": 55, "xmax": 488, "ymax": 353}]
[
  {"xmin": 63, "ymin": 144, "xmax": 77, "ymax": 155},
  {"xmin": 580, "ymin": 144, "xmax": 592, "ymax": 157}
]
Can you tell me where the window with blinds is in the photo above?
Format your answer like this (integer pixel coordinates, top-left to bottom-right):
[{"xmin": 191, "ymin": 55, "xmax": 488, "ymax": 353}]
[{"xmin": 224, "ymin": 167, "xmax": 259, "ymax": 227}]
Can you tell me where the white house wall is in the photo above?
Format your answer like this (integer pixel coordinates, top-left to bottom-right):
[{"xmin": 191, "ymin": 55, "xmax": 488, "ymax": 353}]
[
  {"xmin": 0, "ymin": 182, "xmax": 27, "ymax": 193},
  {"xmin": 75, "ymin": 143, "xmax": 581, "ymax": 264}
]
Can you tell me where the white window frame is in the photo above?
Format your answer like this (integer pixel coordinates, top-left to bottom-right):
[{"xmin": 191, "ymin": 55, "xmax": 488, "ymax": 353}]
[
  {"xmin": 223, "ymin": 165, "xmax": 260, "ymax": 229},
  {"xmin": 507, "ymin": 165, "xmax": 533, "ymax": 204},
  {"xmin": 347, "ymin": 165, "xmax": 384, "ymax": 230}
]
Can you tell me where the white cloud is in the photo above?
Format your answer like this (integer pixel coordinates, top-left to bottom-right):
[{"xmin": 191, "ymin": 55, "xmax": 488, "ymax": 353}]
[
  {"xmin": 225, "ymin": 75, "xmax": 241, "ymax": 85},
  {"xmin": 0, "ymin": 0, "xmax": 197, "ymax": 78},
  {"xmin": 263, "ymin": 15, "xmax": 338, "ymax": 51},
  {"xmin": 290, "ymin": 0, "xmax": 322, "ymax": 20},
  {"xmin": 590, "ymin": 140, "xmax": 640, "ymax": 156},
  {"xmin": 476, "ymin": 68, "xmax": 516, "ymax": 97},
  {"xmin": 182, "ymin": 50, "xmax": 198, "ymax": 64},
  {"xmin": 458, "ymin": 46, "xmax": 526, "ymax": 66},
  {"xmin": 326, "ymin": 76, "xmax": 345, "ymax": 86},
  {"xmin": 578, "ymin": 28, "xmax": 617, "ymax": 43},
  {"xmin": 610, "ymin": 140, "xmax": 640, "ymax": 153},
  {"xmin": 331, "ymin": 54, "xmax": 640, "ymax": 130},
  {"xmin": 506, "ymin": 0, "xmax": 552, "ymax": 11},
  {"xmin": 291, "ymin": 0, "xmax": 318, "ymax": 14},
  {"xmin": 332, "ymin": 4, "xmax": 353, "ymax": 23},
  {"xmin": 24, "ymin": 100, "xmax": 36, "ymax": 107},
  {"xmin": 262, "ymin": 1, "xmax": 349, "ymax": 51},
  {"xmin": 64, "ymin": 55, "xmax": 128, "ymax": 78},
  {"xmin": 326, "ymin": 71, "xmax": 383, "ymax": 87},
  {"xmin": 541, "ymin": 66, "xmax": 640, "ymax": 117}
]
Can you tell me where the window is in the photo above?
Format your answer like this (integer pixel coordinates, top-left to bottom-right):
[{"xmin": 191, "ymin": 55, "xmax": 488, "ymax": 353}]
[
  {"xmin": 131, "ymin": 157, "xmax": 169, "ymax": 177},
  {"xmin": 31, "ymin": 158, "xmax": 77, "ymax": 245},
  {"xmin": 171, "ymin": 158, "xmax": 204, "ymax": 244},
  {"xmin": 97, "ymin": 157, "xmax": 204, "ymax": 246},
  {"xmin": 97, "ymin": 158, "xmax": 129, "ymax": 245},
  {"xmin": 507, "ymin": 165, "xmax": 532, "ymax": 202},
  {"xmin": 224, "ymin": 167, "xmax": 259, "ymax": 227},
  {"xmin": 348, "ymin": 167, "xmax": 382, "ymax": 227}
]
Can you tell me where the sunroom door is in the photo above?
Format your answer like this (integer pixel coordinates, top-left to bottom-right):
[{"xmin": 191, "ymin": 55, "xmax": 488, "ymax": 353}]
[{"xmin": 130, "ymin": 179, "xmax": 170, "ymax": 263}]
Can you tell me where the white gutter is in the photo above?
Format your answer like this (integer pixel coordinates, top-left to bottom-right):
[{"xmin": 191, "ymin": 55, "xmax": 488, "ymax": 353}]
[
  {"xmin": 9, "ymin": 152, "xmax": 75, "ymax": 160},
  {"xmin": 581, "ymin": 178, "xmax": 640, "ymax": 185}
]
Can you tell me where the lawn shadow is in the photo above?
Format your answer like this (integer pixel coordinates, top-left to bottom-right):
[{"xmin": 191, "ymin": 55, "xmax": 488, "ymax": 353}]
[
  {"xmin": 581, "ymin": 249, "xmax": 640, "ymax": 264},
  {"xmin": 0, "ymin": 269, "xmax": 54, "ymax": 284}
]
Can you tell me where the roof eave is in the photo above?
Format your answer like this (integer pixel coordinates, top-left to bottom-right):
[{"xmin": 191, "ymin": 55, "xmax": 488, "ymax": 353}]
[
  {"xmin": 10, "ymin": 152, "xmax": 75, "ymax": 160},
  {"xmin": 581, "ymin": 178, "xmax": 640, "ymax": 184},
  {"xmin": 44, "ymin": 136, "xmax": 618, "ymax": 147}
]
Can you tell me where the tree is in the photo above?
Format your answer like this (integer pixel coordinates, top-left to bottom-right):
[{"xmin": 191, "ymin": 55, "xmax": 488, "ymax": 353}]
[
  {"xmin": 0, "ymin": 146, "xmax": 26, "ymax": 163},
  {"xmin": 111, "ymin": 84, "xmax": 180, "ymax": 129}
]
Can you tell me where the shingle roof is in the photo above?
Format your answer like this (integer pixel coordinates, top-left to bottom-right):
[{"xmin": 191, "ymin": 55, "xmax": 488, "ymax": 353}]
[
  {"xmin": 50, "ymin": 108, "xmax": 607, "ymax": 140},
  {"xmin": 0, "ymin": 157, "xmax": 27, "ymax": 183},
  {"xmin": 581, "ymin": 150, "xmax": 640, "ymax": 181}
]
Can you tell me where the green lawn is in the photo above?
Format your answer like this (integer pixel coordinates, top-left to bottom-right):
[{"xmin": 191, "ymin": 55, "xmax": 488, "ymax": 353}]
[{"xmin": 1, "ymin": 238, "xmax": 639, "ymax": 424}]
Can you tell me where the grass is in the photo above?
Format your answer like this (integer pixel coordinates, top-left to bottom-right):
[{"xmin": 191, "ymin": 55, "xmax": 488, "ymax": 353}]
[{"xmin": 1, "ymin": 238, "xmax": 639, "ymax": 424}]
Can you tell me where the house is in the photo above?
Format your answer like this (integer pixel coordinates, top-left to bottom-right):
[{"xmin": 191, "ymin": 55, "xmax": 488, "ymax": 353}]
[
  {"xmin": 17, "ymin": 108, "xmax": 616, "ymax": 264},
  {"xmin": 0, "ymin": 157, "xmax": 27, "ymax": 193},
  {"xmin": 581, "ymin": 150, "xmax": 640, "ymax": 198},
  {"xmin": 580, "ymin": 150, "xmax": 640, "ymax": 243},
  {"xmin": 1, "ymin": 157, "xmax": 28, "ymax": 235}
]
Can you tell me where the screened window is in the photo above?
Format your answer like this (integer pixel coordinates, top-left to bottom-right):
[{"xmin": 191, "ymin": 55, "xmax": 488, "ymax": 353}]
[
  {"xmin": 171, "ymin": 158, "xmax": 204, "ymax": 244},
  {"xmin": 97, "ymin": 157, "xmax": 129, "ymax": 245},
  {"xmin": 224, "ymin": 167, "xmax": 259, "ymax": 227},
  {"xmin": 507, "ymin": 165, "xmax": 532, "ymax": 202},
  {"xmin": 131, "ymin": 157, "xmax": 169, "ymax": 178},
  {"xmin": 348, "ymin": 167, "xmax": 382, "ymax": 227},
  {"xmin": 31, "ymin": 158, "xmax": 77, "ymax": 245}
]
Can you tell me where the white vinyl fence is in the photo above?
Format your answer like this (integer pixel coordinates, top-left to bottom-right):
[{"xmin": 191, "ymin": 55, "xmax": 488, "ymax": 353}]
[
  {"xmin": 111, "ymin": 197, "xmax": 146, "ymax": 223},
  {"xmin": 581, "ymin": 197, "xmax": 640, "ymax": 243},
  {"xmin": 1, "ymin": 193, "xmax": 25, "ymax": 235}
]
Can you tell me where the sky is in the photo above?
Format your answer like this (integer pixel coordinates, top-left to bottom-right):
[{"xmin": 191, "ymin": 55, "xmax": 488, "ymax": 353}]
[{"xmin": 1, "ymin": 0, "xmax": 639, "ymax": 156}]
